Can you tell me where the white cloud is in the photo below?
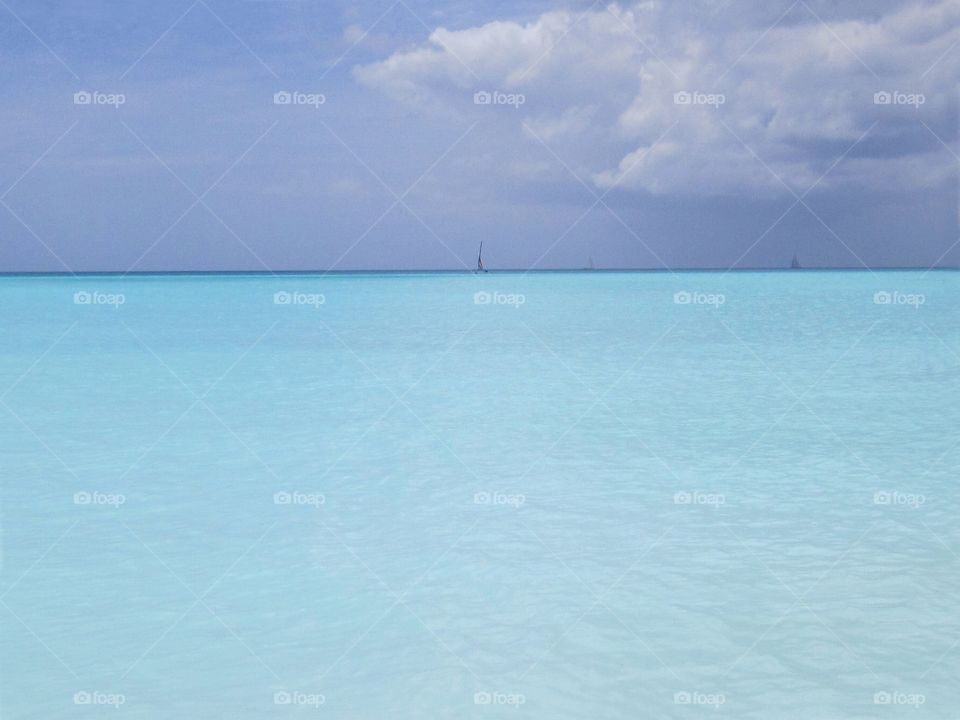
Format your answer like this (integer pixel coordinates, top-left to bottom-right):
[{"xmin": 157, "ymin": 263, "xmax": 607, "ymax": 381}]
[
  {"xmin": 354, "ymin": 1, "xmax": 960, "ymax": 197},
  {"xmin": 525, "ymin": 105, "xmax": 597, "ymax": 142}
]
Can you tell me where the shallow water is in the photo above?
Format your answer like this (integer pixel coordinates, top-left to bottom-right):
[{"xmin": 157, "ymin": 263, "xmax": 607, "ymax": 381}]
[{"xmin": 1, "ymin": 271, "xmax": 958, "ymax": 718}]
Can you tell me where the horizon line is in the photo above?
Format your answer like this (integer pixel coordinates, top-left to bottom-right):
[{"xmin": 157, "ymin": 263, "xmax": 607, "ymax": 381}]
[{"xmin": 0, "ymin": 266, "xmax": 957, "ymax": 277}]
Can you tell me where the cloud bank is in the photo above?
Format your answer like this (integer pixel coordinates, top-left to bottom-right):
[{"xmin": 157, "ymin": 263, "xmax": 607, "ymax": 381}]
[{"xmin": 355, "ymin": 1, "xmax": 959, "ymax": 198}]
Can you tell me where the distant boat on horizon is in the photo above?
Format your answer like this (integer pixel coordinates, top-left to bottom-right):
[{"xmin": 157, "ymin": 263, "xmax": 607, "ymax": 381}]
[
  {"xmin": 476, "ymin": 242, "xmax": 487, "ymax": 273},
  {"xmin": 791, "ymin": 254, "xmax": 802, "ymax": 269},
  {"xmin": 583, "ymin": 256, "xmax": 596, "ymax": 271}
]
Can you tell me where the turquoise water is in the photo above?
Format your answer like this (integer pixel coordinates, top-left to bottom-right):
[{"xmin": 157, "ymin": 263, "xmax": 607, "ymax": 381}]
[{"xmin": 1, "ymin": 271, "xmax": 958, "ymax": 718}]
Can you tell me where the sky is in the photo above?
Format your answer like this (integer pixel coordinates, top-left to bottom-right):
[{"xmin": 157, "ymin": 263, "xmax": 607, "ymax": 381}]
[{"xmin": 0, "ymin": 0, "xmax": 957, "ymax": 272}]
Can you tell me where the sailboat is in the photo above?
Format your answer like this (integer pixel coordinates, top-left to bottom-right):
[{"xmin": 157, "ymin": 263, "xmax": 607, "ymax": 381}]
[
  {"xmin": 476, "ymin": 242, "xmax": 488, "ymax": 273},
  {"xmin": 586, "ymin": 256, "xmax": 595, "ymax": 271},
  {"xmin": 790, "ymin": 254, "xmax": 802, "ymax": 269}
]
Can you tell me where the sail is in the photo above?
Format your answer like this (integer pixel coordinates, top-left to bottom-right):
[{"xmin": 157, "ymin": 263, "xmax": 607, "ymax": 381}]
[
  {"xmin": 477, "ymin": 242, "xmax": 486, "ymax": 271},
  {"xmin": 791, "ymin": 254, "xmax": 801, "ymax": 269}
]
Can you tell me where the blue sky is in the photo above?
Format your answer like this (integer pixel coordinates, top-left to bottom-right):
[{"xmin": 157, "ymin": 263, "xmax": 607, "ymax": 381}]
[{"xmin": 0, "ymin": 0, "xmax": 957, "ymax": 271}]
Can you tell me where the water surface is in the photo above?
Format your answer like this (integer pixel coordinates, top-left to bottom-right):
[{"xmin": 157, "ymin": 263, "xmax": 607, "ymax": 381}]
[{"xmin": 1, "ymin": 271, "xmax": 958, "ymax": 718}]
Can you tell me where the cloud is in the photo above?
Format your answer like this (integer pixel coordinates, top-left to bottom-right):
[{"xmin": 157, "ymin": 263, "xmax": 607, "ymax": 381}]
[{"xmin": 354, "ymin": 1, "xmax": 960, "ymax": 197}]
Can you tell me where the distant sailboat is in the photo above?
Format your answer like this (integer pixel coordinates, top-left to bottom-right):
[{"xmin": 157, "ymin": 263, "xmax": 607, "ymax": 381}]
[
  {"xmin": 588, "ymin": 256, "xmax": 595, "ymax": 270},
  {"xmin": 791, "ymin": 254, "xmax": 802, "ymax": 269},
  {"xmin": 476, "ymin": 242, "xmax": 488, "ymax": 273}
]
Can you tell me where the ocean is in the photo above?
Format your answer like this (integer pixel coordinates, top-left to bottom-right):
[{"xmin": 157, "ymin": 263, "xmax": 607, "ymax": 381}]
[{"xmin": 1, "ymin": 271, "xmax": 957, "ymax": 718}]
